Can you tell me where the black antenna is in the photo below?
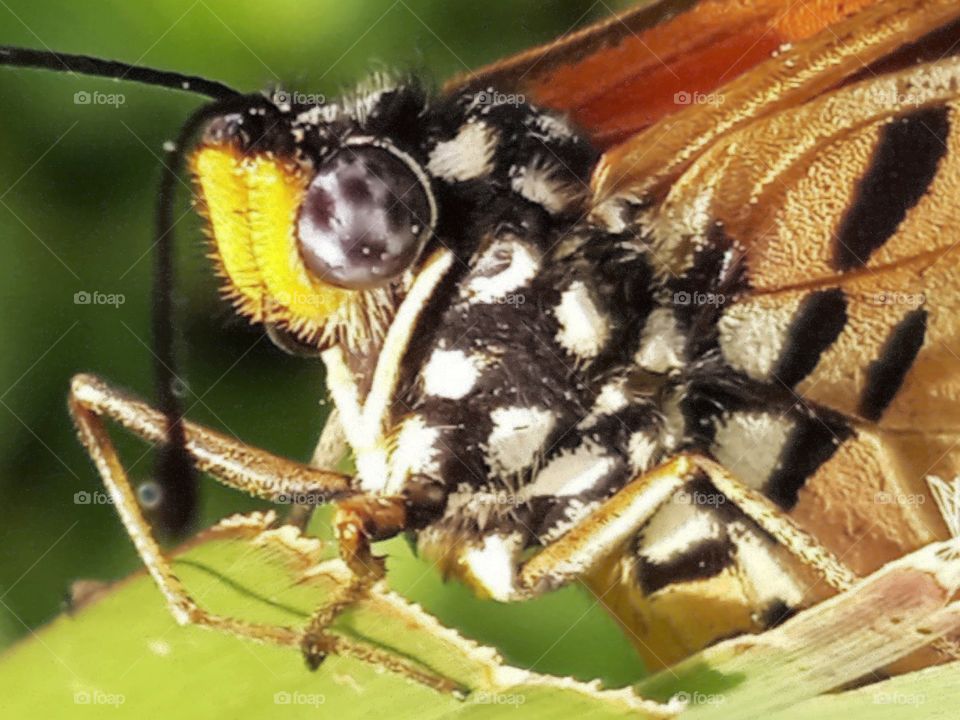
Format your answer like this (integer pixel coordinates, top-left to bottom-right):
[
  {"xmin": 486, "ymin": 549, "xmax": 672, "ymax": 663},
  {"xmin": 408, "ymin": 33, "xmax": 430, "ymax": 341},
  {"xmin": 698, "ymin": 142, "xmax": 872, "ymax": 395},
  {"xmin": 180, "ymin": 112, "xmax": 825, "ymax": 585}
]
[
  {"xmin": 151, "ymin": 94, "xmax": 274, "ymax": 535},
  {"xmin": 1, "ymin": 47, "xmax": 260, "ymax": 536},
  {"xmin": 0, "ymin": 46, "xmax": 239, "ymax": 100}
]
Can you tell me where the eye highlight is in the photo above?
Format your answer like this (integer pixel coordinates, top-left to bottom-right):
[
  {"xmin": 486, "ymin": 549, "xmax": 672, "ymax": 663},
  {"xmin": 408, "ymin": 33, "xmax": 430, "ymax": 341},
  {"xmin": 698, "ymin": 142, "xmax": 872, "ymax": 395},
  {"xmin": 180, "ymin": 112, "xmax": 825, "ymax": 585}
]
[{"xmin": 296, "ymin": 145, "xmax": 434, "ymax": 289}]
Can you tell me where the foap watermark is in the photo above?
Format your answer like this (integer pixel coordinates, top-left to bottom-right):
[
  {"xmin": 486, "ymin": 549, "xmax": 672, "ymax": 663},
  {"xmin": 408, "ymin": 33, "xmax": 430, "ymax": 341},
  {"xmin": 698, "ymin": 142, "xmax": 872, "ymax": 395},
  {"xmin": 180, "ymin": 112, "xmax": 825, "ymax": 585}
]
[
  {"xmin": 74, "ymin": 690, "xmax": 125, "ymax": 707},
  {"xmin": 473, "ymin": 491, "xmax": 524, "ymax": 508},
  {"xmin": 74, "ymin": 290, "xmax": 125, "ymax": 308},
  {"xmin": 867, "ymin": 291, "xmax": 925, "ymax": 307},
  {"xmin": 74, "ymin": 490, "xmax": 114, "ymax": 506},
  {"xmin": 873, "ymin": 691, "xmax": 927, "ymax": 707},
  {"xmin": 867, "ymin": 88, "xmax": 924, "ymax": 109},
  {"xmin": 473, "ymin": 90, "xmax": 526, "ymax": 107},
  {"xmin": 273, "ymin": 491, "xmax": 332, "ymax": 506},
  {"xmin": 273, "ymin": 90, "xmax": 326, "ymax": 107},
  {"xmin": 675, "ymin": 691, "xmax": 726, "ymax": 707},
  {"xmin": 274, "ymin": 290, "xmax": 324, "ymax": 308},
  {"xmin": 473, "ymin": 692, "xmax": 526, "ymax": 707},
  {"xmin": 273, "ymin": 691, "xmax": 326, "ymax": 707},
  {"xmin": 675, "ymin": 490, "xmax": 726, "ymax": 507},
  {"xmin": 673, "ymin": 90, "xmax": 725, "ymax": 106},
  {"xmin": 73, "ymin": 90, "xmax": 125, "ymax": 107},
  {"xmin": 875, "ymin": 491, "xmax": 926, "ymax": 507},
  {"xmin": 491, "ymin": 293, "xmax": 525, "ymax": 307},
  {"xmin": 673, "ymin": 291, "xmax": 725, "ymax": 307}
]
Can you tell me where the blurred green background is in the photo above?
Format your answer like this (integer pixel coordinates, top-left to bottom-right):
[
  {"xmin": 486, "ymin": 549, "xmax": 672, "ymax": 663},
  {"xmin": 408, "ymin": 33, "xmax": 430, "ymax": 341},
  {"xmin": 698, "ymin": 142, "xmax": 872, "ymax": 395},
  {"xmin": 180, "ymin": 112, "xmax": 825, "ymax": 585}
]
[{"xmin": 0, "ymin": 0, "xmax": 645, "ymax": 688}]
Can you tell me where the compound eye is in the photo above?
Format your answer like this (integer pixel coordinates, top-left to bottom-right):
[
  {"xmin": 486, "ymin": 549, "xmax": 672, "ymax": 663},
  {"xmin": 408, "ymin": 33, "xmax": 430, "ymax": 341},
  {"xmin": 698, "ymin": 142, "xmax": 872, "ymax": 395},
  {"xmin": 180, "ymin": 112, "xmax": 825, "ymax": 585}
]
[{"xmin": 296, "ymin": 146, "xmax": 433, "ymax": 289}]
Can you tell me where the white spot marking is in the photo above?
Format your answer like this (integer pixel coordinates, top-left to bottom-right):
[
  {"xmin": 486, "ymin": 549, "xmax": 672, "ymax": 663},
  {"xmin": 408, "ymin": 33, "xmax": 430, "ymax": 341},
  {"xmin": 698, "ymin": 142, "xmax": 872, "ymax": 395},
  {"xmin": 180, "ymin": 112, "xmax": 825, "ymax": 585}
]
[
  {"xmin": 461, "ymin": 534, "xmax": 522, "ymax": 601},
  {"xmin": 422, "ymin": 349, "xmax": 480, "ymax": 400},
  {"xmin": 521, "ymin": 441, "xmax": 615, "ymax": 499},
  {"xmin": 486, "ymin": 406, "xmax": 556, "ymax": 476},
  {"xmin": 510, "ymin": 162, "xmax": 579, "ymax": 214},
  {"xmin": 580, "ymin": 379, "xmax": 629, "ymax": 427},
  {"xmin": 464, "ymin": 240, "xmax": 539, "ymax": 303},
  {"xmin": 388, "ymin": 415, "xmax": 441, "ymax": 492},
  {"xmin": 639, "ymin": 505, "xmax": 724, "ymax": 564},
  {"xmin": 730, "ymin": 523, "xmax": 804, "ymax": 607},
  {"xmin": 531, "ymin": 113, "xmax": 576, "ymax": 143},
  {"xmin": 718, "ymin": 298, "xmax": 801, "ymax": 381},
  {"xmin": 628, "ymin": 431, "xmax": 659, "ymax": 473},
  {"xmin": 554, "ymin": 281, "xmax": 609, "ymax": 359},
  {"xmin": 712, "ymin": 411, "xmax": 794, "ymax": 490},
  {"xmin": 427, "ymin": 122, "xmax": 498, "ymax": 182},
  {"xmin": 595, "ymin": 379, "xmax": 629, "ymax": 414},
  {"xmin": 635, "ymin": 308, "xmax": 687, "ymax": 373}
]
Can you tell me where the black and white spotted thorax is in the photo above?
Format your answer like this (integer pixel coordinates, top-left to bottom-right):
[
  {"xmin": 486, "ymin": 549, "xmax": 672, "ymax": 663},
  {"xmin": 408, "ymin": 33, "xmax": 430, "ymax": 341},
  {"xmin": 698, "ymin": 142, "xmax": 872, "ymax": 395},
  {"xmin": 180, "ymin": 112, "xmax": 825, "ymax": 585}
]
[{"xmin": 243, "ymin": 76, "xmax": 844, "ymax": 602}]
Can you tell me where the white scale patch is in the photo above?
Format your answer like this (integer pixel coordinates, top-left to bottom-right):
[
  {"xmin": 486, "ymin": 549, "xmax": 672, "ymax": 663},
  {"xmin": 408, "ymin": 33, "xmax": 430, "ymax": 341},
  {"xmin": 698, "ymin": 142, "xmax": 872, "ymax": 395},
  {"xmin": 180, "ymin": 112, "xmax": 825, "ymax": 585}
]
[
  {"xmin": 485, "ymin": 406, "xmax": 556, "ymax": 476},
  {"xmin": 388, "ymin": 415, "xmax": 442, "ymax": 489},
  {"xmin": 728, "ymin": 522, "xmax": 805, "ymax": 608},
  {"xmin": 554, "ymin": 281, "xmax": 610, "ymax": 360},
  {"xmin": 294, "ymin": 73, "xmax": 399, "ymax": 126},
  {"xmin": 463, "ymin": 240, "xmax": 539, "ymax": 303},
  {"xmin": 427, "ymin": 121, "xmax": 498, "ymax": 182},
  {"xmin": 530, "ymin": 113, "xmax": 577, "ymax": 143},
  {"xmin": 648, "ymin": 186, "xmax": 716, "ymax": 277},
  {"xmin": 928, "ymin": 474, "xmax": 960, "ymax": 538},
  {"xmin": 657, "ymin": 388, "xmax": 687, "ymax": 452},
  {"xmin": 580, "ymin": 378, "xmax": 629, "ymax": 428},
  {"xmin": 520, "ymin": 441, "xmax": 616, "ymax": 500},
  {"xmin": 422, "ymin": 348, "xmax": 482, "ymax": 400},
  {"xmin": 712, "ymin": 411, "xmax": 794, "ymax": 490},
  {"xmin": 461, "ymin": 533, "xmax": 523, "ymax": 601},
  {"xmin": 628, "ymin": 431, "xmax": 659, "ymax": 474},
  {"xmin": 639, "ymin": 503, "xmax": 725, "ymax": 564},
  {"xmin": 635, "ymin": 307, "xmax": 686, "ymax": 374},
  {"xmin": 509, "ymin": 161, "xmax": 579, "ymax": 214},
  {"xmin": 718, "ymin": 297, "xmax": 801, "ymax": 381},
  {"xmin": 594, "ymin": 380, "xmax": 629, "ymax": 415}
]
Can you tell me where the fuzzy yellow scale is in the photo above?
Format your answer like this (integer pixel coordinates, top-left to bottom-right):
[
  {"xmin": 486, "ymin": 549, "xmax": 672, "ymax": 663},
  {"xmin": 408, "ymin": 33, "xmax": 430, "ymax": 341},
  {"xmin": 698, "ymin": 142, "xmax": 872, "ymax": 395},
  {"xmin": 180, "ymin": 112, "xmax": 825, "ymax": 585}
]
[
  {"xmin": 191, "ymin": 147, "xmax": 262, "ymax": 315},
  {"xmin": 191, "ymin": 146, "xmax": 350, "ymax": 335}
]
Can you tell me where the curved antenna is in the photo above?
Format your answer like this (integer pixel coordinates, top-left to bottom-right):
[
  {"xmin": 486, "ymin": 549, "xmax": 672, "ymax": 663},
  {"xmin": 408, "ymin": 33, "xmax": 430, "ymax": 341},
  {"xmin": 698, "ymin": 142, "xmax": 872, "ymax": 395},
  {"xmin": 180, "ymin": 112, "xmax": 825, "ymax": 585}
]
[
  {"xmin": 0, "ymin": 46, "xmax": 240, "ymax": 99},
  {"xmin": 1, "ymin": 46, "xmax": 276, "ymax": 535},
  {"xmin": 152, "ymin": 94, "xmax": 277, "ymax": 535}
]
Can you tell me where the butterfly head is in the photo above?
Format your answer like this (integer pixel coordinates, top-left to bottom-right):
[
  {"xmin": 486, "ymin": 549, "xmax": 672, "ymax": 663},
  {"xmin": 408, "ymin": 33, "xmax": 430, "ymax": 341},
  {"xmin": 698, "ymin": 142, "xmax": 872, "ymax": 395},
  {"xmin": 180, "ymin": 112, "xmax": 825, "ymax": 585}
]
[{"xmin": 191, "ymin": 83, "xmax": 439, "ymax": 352}]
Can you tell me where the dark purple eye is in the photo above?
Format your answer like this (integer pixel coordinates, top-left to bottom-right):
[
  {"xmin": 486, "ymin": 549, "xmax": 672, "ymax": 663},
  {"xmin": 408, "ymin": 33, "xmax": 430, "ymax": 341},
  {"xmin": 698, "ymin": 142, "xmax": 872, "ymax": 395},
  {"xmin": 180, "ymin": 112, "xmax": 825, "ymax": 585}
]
[{"xmin": 296, "ymin": 146, "xmax": 433, "ymax": 289}]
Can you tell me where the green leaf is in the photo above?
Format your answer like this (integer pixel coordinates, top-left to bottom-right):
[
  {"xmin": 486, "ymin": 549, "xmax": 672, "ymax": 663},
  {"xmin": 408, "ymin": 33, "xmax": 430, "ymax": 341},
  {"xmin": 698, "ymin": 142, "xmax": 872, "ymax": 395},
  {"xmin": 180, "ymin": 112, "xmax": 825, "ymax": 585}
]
[
  {"xmin": 2, "ymin": 513, "xmax": 959, "ymax": 719},
  {"xmin": 0, "ymin": 512, "xmax": 671, "ymax": 720}
]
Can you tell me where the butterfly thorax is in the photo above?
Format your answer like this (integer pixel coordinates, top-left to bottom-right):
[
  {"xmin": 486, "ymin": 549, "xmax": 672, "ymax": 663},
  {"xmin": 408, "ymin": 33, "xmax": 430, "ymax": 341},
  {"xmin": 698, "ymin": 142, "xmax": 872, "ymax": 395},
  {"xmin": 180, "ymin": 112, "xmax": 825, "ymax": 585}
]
[
  {"xmin": 300, "ymin": 81, "xmax": 724, "ymax": 597},
  {"xmin": 196, "ymin": 75, "xmax": 843, "ymax": 601}
]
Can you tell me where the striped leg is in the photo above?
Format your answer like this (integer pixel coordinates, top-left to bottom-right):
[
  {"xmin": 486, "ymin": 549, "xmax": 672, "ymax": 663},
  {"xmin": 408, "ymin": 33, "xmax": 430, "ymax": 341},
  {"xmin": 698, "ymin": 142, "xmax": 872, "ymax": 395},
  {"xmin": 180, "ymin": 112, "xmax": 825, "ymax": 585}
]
[
  {"xmin": 519, "ymin": 453, "xmax": 856, "ymax": 596},
  {"xmin": 521, "ymin": 453, "xmax": 960, "ymax": 670},
  {"xmin": 68, "ymin": 373, "xmax": 460, "ymax": 694},
  {"xmin": 287, "ymin": 407, "xmax": 349, "ymax": 531}
]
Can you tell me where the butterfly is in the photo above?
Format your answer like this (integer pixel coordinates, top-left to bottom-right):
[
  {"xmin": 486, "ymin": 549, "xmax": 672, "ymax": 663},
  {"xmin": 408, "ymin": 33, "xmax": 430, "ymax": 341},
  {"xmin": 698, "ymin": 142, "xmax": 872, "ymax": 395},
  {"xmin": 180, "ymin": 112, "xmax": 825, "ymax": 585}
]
[{"xmin": 5, "ymin": 0, "xmax": 960, "ymax": 689}]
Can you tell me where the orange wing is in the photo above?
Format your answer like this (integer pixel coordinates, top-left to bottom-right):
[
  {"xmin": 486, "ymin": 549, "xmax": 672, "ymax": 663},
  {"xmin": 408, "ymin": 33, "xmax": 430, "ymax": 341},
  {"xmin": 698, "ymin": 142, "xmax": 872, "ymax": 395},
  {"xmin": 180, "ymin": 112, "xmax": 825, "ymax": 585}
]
[
  {"xmin": 463, "ymin": 0, "xmax": 960, "ymax": 671},
  {"xmin": 449, "ymin": 0, "xmax": 883, "ymax": 149}
]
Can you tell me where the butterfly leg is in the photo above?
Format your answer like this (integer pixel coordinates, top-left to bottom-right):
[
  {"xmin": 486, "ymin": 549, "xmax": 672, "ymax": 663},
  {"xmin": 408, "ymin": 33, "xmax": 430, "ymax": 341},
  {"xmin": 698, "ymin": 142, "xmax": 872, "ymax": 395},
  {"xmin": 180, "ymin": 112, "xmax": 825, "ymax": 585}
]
[
  {"xmin": 293, "ymin": 495, "xmax": 465, "ymax": 693},
  {"xmin": 519, "ymin": 452, "xmax": 856, "ymax": 596},
  {"xmin": 299, "ymin": 495, "xmax": 403, "ymax": 667},
  {"xmin": 68, "ymin": 373, "xmax": 461, "ymax": 694},
  {"xmin": 287, "ymin": 407, "xmax": 349, "ymax": 531}
]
